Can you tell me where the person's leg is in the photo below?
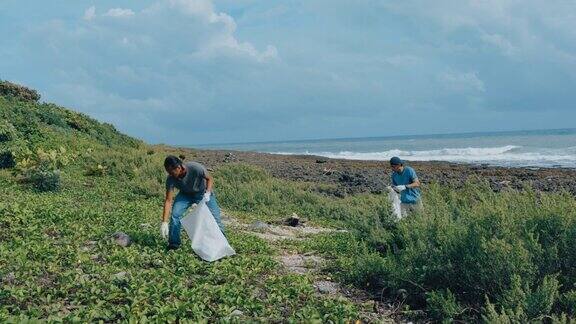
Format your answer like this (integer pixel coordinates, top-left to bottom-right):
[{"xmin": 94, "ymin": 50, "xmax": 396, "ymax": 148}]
[
  {"xmin": 400, "ymin": 203, "xmax": 409, "ymax": 218},
  {"xmin": 205, "ymin": 192, "xmax": 225, "ymax": 233},
  {"xmin": 413, "ymin": 200, "xmax": 423, "ymax": 213},
  {"xmin": 168, "ymin": 192, "xmax": 194, "ymax": 248}
]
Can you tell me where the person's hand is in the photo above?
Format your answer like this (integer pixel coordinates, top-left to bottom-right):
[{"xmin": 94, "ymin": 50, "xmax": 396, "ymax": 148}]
[
  {"xmin": 160, "ymin": 222, "xmax": 169, "ymax": 239},
  {"xmin": 394, "ymin": 185, "xmax": 406, "ymax": 193},
  {"xmin": 203, "ymin": 191, "xmax": 211, "ymax": 202}
]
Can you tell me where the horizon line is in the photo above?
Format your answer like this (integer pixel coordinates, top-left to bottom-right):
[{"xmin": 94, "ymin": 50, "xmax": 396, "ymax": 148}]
[{"xmin": 187, "ymin": 127, "xmax": 576, "ymax": 148}]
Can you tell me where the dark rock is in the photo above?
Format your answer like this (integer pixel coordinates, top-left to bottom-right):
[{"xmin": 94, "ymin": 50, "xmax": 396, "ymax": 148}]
[
  {"xmin": 223, "ymin": 152, "xmax": 237, "ymax": 163},
  {"xmin": 285, "ymin": 213, "xmax": 300, "ymax": 227},
  {"xmin": 316, "ymin": 159, "xmax": 328, "ymax": 164}
]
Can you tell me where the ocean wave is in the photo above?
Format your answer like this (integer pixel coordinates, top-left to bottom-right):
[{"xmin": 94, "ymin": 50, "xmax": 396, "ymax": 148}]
[{"xmin": 272, "ymin": 145, "xmax": 576, "ymax": 168}]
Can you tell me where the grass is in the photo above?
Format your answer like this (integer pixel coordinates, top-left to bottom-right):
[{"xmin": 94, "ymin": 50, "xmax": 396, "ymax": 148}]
[{"xmin": 1, "ymin": 86, "xmax": 576, "ymax": 322}]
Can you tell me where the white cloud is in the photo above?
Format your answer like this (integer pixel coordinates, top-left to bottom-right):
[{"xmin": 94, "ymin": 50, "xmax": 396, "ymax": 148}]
[
  {"xmin": 104, "ymin": 8, "xmax": 136, "ymax": 18},
  {"xmin": 480, "ymin": 31, "xmax": 518, "ymax": 57},
  {"xmin": 83, "ymin": 6, "xmax": 96, "ymax": 21},
  {"xmin": 439, "ymin": 70, "xmax": 485, "ymax": 92}
]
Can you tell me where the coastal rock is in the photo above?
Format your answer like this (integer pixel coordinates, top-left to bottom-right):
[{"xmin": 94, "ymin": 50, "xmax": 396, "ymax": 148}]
[{"xmin": 223, "ymin": 152, "xmax": 237, "ymax": 163}]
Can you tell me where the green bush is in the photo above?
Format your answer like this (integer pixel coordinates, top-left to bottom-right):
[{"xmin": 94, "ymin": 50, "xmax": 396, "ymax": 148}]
[
  {"xmin": 426, "ymin": 289, "xmax": 463, "ymax": 322},
  {"xmin": 0, "ymin": 80, "xmax": 40, "ymax": 102},
  {"xmin": 0, "ymin": 120, "xmax": 17, "ymax": 142},
  {"xmin": 0, "ymin": 150, "xmax": 16, "ymax": 169},
  {"xmin": 27, "ymin": 164, "xmax": 61, "ymax": 192},
  {"xmin": 559, "ymin": 291, "xmax": 576, "ymax": 316}
]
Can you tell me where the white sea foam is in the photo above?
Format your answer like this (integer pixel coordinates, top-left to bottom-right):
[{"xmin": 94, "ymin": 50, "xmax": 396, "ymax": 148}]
[{"xmin": 273, "ymin": 145, "xmax": 576, "ymax": 168}]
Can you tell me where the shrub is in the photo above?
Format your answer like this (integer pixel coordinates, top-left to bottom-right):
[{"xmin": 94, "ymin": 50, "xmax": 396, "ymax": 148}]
[
  {"xmin": 85, "ymin": 164, "xmax": 108, "ymax": 177},
  {"xmin": 0, "ymin": 120, "xmax": 17, "ymax": 142},
  {"xmin": 0, "ymin": 80, "xmax": 41, "ymax": 102},
  {"xmin": 27, "ymin": 164, "xmax": 61, "ymax": 192},
  {"xmin": 0, "ymin": 150, "xmax": 16, "ymax": 169},
  {"xmin": 426, "ymin": 289, "xmax": 463, "ymax": 322},
  {"xmin": 559, "ymin": 291, "xmax": 576, "ymax": 316}
]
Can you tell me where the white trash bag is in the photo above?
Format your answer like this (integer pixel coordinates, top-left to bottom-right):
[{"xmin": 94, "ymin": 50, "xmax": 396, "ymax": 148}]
[
  {"xmin": 387, "ymin": 186, "xmax": 403, "ymax": 220},
  {"xmin": 180, "ymin": 202, "xmax": 236, "ymax": 262}
]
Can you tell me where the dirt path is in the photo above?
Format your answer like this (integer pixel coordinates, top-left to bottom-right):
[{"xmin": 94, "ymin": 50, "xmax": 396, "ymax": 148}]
[{"xmin": 222, "ymin": 214, "xmax": 405, "ymax": 323}]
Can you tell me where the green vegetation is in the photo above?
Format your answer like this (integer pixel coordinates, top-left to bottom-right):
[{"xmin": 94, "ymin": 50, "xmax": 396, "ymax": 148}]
[{"xmin": 1, "ymin": 84, "xmax": 576, "ymax": 322}]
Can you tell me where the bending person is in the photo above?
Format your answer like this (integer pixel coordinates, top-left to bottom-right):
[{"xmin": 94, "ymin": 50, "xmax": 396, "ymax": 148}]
[{"xmin": 161, "ymin": 155, "xmax": 224, "ymax": 250}]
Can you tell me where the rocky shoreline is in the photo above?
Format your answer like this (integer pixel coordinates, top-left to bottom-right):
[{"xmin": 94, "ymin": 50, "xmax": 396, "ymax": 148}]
[{"xmin": 183, "ymin": 148, "xmax": 576, "ymax": 197}]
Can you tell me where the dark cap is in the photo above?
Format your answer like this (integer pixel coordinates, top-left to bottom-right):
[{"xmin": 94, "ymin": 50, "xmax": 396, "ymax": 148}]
[{"xmin": 389, "ymin": 156, "xmax": 403, "ymax": 165}]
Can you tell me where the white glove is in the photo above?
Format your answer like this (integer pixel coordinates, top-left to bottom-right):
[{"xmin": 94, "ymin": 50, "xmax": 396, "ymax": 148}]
[
  {"xmin": 394, "ymin": 185, "xmax": 407, "ymax": 193},
  {"xmin": 160, "ymin": 222, "xmax": 169, "ymax": 239},
  {"xmin": 203, "ymin": 191, "xmax": 211, "ymax": 202}
]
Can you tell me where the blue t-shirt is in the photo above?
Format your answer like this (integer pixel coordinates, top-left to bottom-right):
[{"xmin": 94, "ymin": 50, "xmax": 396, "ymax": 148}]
[{"xmin": 391, "ymin": 166, "xmax": 421, "ymax": 203}]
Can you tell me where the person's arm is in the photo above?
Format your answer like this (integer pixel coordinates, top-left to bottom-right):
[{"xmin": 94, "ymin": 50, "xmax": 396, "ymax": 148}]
[
  {"xmin": 162, "ymin": 188, "xmax": 175, "ymax": 223},
  {"xmin": 407, "ymin": 178, "xmax": 420, "ymax": 189},
  {"xmin": 204, "ymin": 172, "xmax": 214, "ymax": 193},
  {"xmin": 406, "ymin": 168, "xmax": 420, "ymax": 188}
]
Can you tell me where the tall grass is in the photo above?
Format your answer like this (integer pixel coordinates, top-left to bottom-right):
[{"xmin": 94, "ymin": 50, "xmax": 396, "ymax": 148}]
[{"xmin": 214, "ymin": 163, "xmax": 576, "ymax": 322}]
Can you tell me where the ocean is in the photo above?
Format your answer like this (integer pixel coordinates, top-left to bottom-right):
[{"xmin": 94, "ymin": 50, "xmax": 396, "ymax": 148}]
[{"xmin": 197, "ymin": 128, "xmax": 576, "ymax": 169}]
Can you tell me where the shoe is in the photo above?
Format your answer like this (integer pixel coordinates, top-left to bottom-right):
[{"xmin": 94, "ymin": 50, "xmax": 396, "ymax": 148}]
[{"xmin": 166, "ymin": 244, "xmax": 180, "ymax": 251}]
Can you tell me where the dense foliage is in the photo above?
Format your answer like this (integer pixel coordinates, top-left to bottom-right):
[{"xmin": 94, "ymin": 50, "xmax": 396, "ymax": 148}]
[
  {"xmin": 0, "ymin": 80, "xmax": 40, "ymax": 102},
  {"xmin": 1, "ymin": 85, "xmax": 575, "ymax": 322},
  {"xmin": 0, "ymin": 89, "xmax": 359, "ymax": 321}
]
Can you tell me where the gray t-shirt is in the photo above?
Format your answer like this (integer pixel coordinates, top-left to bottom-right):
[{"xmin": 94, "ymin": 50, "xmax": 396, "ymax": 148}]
[{"xmin": 166, "ymin": 161, "xmax": 207, "ymax": 195}]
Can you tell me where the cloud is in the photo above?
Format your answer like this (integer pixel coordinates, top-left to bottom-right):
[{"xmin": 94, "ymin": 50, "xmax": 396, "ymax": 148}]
[
  {"xmin": 104, "ymin": 8, "xmax": 136, "ymax": 18},
  {"xmin": 83, "ymin": 6, "xmax": 96, "ymax": 21},
  {"xmin": 439, "ymin": 70, "xmax": 485, "ymax": 93},
  {"xmin": 479, "ymin": 31, "xmax": 517, "ymax": 57},
  {"xmin": 2, "ymin": 0, "xmax": 576, "ymax": 144}
]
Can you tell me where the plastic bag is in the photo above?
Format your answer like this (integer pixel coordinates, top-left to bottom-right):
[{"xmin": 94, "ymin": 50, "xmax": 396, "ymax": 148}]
[
  {"xmin": 387, "ymin": 186, "xmax": 403, "ymax": 220},
  {"xmin": 181, "ymin": 201, "xmax": 236, "ymax": 262}
]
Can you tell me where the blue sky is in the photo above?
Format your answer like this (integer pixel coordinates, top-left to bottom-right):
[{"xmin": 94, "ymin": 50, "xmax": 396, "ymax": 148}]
[{"xmin": 1, "ymin": 0, "xmax": 575, "ymax": 145}]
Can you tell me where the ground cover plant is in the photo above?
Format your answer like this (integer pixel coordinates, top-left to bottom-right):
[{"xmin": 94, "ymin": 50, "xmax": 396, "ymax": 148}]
[
  {"xmin": 1, "ymin": 85, "xmax": 576, "ymax": 322},
  {"xmin": 0, "ymin": 91, "xmax": 361, "ymax": 322}
]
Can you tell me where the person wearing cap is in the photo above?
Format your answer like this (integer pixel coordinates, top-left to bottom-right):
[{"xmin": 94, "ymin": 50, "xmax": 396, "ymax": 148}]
[
  {"xmin": 389, "ymin": 156, "xmax": 422, "ymax": 216},
  {"xmin": 161, "ymin": 155, "xmax": 225, "ymax": 250}
]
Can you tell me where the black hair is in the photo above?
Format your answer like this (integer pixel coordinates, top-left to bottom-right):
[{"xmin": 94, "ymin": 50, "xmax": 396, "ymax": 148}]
[{"xmin": 164, "ymin": 155, "xmax": 183, "ymax": 170}]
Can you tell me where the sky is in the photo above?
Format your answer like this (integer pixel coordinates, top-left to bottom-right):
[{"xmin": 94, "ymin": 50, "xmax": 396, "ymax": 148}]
[{"xmin": 0, "ymin": 0, "xmax": 575, "ymax": 145}]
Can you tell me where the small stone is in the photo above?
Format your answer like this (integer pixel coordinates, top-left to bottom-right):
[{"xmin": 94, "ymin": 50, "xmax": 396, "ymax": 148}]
[
  {"xmin": 396, "ymin": 289, "xmax": 408, "ymax": 299},
  {"xmin": 2, "ymin": 272, "xmax": 15, "ymax": 284},
  {"xmin": 111, "ymin": 232, "xmax": 131, "ymax": 247},
  {"xmin": 230, "ymin": 309, "xmax": 243, "ymax": 316},
  {"xmin": 316, "ymin": 159, "xmax": 327, "ymax": 164},
  {"xmin": 111, "ymin": 271, "xmax": 128, "ymax": 280},
  {"xmin": 249, "ymin": 221, "xmax": 269, "ymax": 231},
  {"xmin": 314, "ymin": 280, "xmax": 339, "ymax": 294}
]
